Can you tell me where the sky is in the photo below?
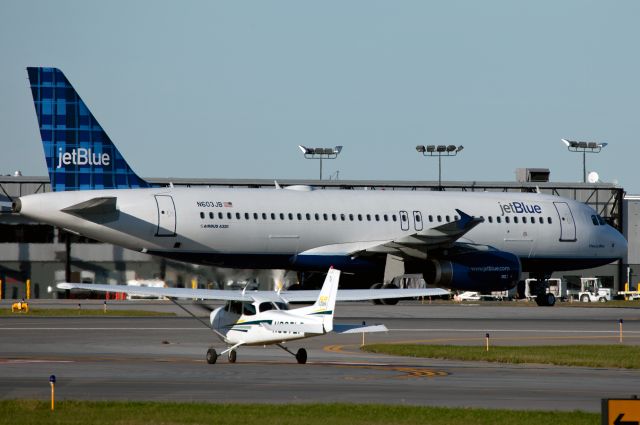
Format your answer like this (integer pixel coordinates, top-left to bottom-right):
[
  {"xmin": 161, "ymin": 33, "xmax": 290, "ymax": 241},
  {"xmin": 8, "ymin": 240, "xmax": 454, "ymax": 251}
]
[{"xmin": 1, "ymin": 1, "xmax": 639, "ymax": 192}]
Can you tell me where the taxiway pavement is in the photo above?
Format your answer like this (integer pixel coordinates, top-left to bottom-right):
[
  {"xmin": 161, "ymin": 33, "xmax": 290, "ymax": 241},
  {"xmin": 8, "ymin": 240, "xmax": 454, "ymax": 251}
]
[{"xmin": 1, "ymin": 303, "xmax": 639, "ymax": 412}]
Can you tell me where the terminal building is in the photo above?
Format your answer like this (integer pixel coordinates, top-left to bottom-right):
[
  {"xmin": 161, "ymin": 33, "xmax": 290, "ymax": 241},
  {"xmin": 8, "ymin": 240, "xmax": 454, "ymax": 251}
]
[{"xmin": 0, "ymin": 169, "xmax": 634, "ymax": 299}]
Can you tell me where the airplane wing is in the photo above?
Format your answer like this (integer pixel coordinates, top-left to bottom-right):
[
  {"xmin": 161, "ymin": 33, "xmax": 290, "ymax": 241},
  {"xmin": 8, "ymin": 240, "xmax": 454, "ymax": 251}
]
[
  {"xmin": 56, "ymin": 283, "xmax": 449, "ymax": 302},
  {"xmin": 297, "ymin": 209, "xmax": 484, "ymax": 261}
]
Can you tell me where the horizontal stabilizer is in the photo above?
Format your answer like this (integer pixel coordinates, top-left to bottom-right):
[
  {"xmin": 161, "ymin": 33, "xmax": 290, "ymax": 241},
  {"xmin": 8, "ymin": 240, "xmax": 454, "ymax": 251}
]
[
  {"xmin": 62, "ymin": 197, "xmax": 117, "ymax": 215},
  {"xmin": 333, "ymin": 324, "xmax": 388, "ymax": 334}
]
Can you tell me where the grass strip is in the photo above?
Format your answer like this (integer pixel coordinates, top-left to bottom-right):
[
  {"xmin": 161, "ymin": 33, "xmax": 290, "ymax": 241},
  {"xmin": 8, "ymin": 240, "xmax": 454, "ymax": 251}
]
[
  {"xmin": 363, "ymin": 344, "xmax": 640, "ymax": 369},
  {"xmin": 0, "ymin": 308, "xmax": 174, "ymax": 317},
  {"xmin": 0, "ymin": 401, "xmax": 598, "ymax": 425}
]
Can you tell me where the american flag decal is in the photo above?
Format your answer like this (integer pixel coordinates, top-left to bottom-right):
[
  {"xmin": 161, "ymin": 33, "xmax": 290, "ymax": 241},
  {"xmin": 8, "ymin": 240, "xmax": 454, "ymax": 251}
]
[{"xmin": 223, "ymin": 201, "xmax": 233, "ymax": 208}]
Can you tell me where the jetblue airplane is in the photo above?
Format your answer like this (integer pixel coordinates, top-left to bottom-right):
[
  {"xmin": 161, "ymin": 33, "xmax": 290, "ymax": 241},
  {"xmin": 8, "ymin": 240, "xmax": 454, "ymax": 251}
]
[{"xmin": 14, "ymin": 67, "xmax": 627, "ymax": 306}]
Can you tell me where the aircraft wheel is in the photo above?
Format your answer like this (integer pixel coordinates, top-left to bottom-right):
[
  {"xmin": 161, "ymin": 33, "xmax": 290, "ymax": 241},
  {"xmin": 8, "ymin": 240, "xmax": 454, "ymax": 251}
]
[
  {"xmin": 381, "ymin": 283, "xmax": 399, "ymax": 306},
  {"xmin": 370, "ymin": 283, "xmax": 383, "ymax": 305},
  {"xmin": 228, "ymin": 350, "xmax": 237, "ymax": 363},
  {"xmin": 206, "ymin": 348, "xmax": 217, "ymax": 364},
  {"xmin": 545, "ymin": 293, "xmax": 556, "ymax": 307},
  {"xmin": 580, "ymin": 295, "xmax": 590, "ymax": 303},
  {"xmin": 295, "ymin": 348, "xmax": 307, "ymax": 364}
]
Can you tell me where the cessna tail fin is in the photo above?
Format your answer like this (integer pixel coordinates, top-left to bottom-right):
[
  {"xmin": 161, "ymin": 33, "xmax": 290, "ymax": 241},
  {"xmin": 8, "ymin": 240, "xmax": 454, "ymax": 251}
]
[
  {"xmin": 26, "ymin": 67, "xmax": 150, "ymax": 191},
  {"xmin": 309, "ymin": 267, "xmax": 340, "ymax": 332}
]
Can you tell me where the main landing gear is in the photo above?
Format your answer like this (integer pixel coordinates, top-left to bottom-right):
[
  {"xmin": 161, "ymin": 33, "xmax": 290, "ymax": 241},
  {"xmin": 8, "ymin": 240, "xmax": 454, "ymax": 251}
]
[
  {"xmin": 528, "ymin": 276, "xmax": 556, "ymax": 307},
  {"xmin": 205, "ymin": 346, "xmax": 308, "ymax": 364}
]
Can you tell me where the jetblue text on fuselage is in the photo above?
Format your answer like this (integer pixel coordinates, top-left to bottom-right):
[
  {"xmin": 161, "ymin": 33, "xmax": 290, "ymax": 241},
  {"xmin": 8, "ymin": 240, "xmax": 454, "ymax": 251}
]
[
  {"xmin": 56, "ymin": 148, "xmax": 110, "ymax": 169},
  {"xmin": 498, "ymin": 201, "xmax": 542, "ymax": 216}
]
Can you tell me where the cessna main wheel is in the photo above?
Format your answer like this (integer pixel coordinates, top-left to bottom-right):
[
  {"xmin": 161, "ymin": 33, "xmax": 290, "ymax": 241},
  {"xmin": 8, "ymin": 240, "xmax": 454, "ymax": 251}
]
[
  {"xmin": 206, "ymin": 348, "xmax": 217, "ymax": 364},
  {"xmin": 295, "ymin": 348, "xmax": 307, "ymax": 364},
  {"xmin": 228, "ymin": 350, "xmax": 237, "ymax": 363}
]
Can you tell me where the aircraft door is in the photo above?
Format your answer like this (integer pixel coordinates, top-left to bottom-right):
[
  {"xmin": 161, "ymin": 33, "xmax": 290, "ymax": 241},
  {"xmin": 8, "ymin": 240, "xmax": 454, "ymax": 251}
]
[
  {"xmin": 155, "ymin": 195, "xmax": 177, "ymax": 237},
  {"xmin": 553, "ymin": 202, "xmax": 576, "ymax": 242},
  {"xmin": 399, "ymin": 210, "xmax": 409, "ymax": 231},
  {"xmin": 413, "ymin": 211, "xmax": 423, "ymax": 231}
]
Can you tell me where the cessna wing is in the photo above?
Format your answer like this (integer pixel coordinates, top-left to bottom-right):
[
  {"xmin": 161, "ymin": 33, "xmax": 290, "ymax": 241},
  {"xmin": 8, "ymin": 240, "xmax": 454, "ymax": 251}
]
[
  {"xmin": 56, "ymin": 282, "xmax": 449, "ymax": 302},
  {"xmin": 297, "ymin": 209, "xmax": 484, "ymax": 261}
]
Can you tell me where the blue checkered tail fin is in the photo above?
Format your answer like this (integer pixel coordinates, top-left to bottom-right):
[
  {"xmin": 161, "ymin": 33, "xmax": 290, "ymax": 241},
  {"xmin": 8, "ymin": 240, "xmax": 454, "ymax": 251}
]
[{"xmin": 26, "ymin": 67, "xmax": 150, "ymax": 191}]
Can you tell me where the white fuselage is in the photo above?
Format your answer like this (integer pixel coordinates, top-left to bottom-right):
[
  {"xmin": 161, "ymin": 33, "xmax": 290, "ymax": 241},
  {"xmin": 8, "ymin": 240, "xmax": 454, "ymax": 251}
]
[{"xmin": 16, "ymin": 186, "xmax": 627, "ymax": 277}]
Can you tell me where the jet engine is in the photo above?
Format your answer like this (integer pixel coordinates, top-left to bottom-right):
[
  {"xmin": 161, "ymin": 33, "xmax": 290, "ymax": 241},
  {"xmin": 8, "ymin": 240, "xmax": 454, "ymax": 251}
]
[{"xmin": 423, "ymin": 246, "xmax": 521, "ymax": 291}]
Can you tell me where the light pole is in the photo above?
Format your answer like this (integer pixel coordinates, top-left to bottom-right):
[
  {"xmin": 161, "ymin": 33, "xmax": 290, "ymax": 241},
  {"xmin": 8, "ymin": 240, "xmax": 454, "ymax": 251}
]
[
  {"xmin": 298, "ymin": 145, "xmax": 343, "ymax": 180},
  {"xmin": 561, "ymin": 139, "xmax": 608, "ymax": 183},
  {"xmin": 415, "ymin": 144, "xmax": 464, "ymax": 190}
]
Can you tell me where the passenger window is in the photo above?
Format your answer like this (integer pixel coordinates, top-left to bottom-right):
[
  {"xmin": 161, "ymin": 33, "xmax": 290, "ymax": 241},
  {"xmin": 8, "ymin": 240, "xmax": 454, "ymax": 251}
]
[
  {"xmin": 288, "ymin": 213, "xmax": 293, "ymax": 220},
  {"xmin": 454, "ymin": 215, "xmax": 459, "ymax": 221},
  {"xmin": 357, "ymin": 214, "xmax": 362, "ymax": 221},
  {"xmin": 383, "ymin": 214, "xmax": 388, "ymax": 222},
  {"xmin": 306, "ymin": 213, "xmax": 311, "ymax": 220},
  {"xmin": 245, "ymin": 213, "xmax": 250, "ymax": 220},
  {"xmin": 227, "ymin": 212, "xmax": 232, "ymax": 219},
  {"xmin": 392, "ymin": 215, "xmax": 397, "ymax": 222},
  {"xmin": 349, "ymin": 214, "xmax": 354, "ymax": 221},
  {"xmin": 259, "ymin": 302, "xmax": 275, "ymax": 313},
  {"xmin": 236, "ymin": 212, "xmax": 241, "ymax": 219},
  {"xmin": 314, "ymin": 213, "xmax": 319, "ymax": 220},
  {"xmin": 332, "ymin": 214, "xmax": 337, "ymax": 221},
  {"xmin": 297, "ymin": 213, "xmax": 302, "ymax": 220},
  {"xmin": 323, "ymin": 213, "xmax": 328, "ymax": 220},
  {"xmin": 271, "ymin": 213, "xmax": 276, "ymax": 220},
  {"xmin": 375, "ymin": 214, "xmax": 380, "ymax": 222},
  {"xmin": 209, "ymin": 212, "xmax": 214, "ymax": 219},
  {"xmin": 416, "ymin": 215, "xmax": 421, "ymax": 223},
  {"xmin": 547, "ymin": 217, "xmax": 552, "ymax": 224},
  {"xmin": 429, "ymin": 215, "xmax": 433, "ymax": 222},
  {"xmin": 200, "ymin": 212, "xmax": 205, "ymax": 219},
  {"xmin": 514, "ymin": 217, "xmax": 518, "ymax": 223},
  {"xmin": 522, "ymin": 217, "xmax": 527, "ymax": 223},
  {"xmin": 340, "ymin": 214, "xmax": 345, "ymax": 221},
  {"xmin": 497, "ymin": 216, "xmax": 501, "ymax": 223},
  {"xmin": 530, "ymin": 216, "xmax": 535, "ymax": 223},
  {"xmin": 366, "ymin": 214, "xmax": 371, "ymax": 221},
  {"xmin": 488, "ymin": 216, "xmax": 493, "ymax": 223},
  {"xmin": 219, "ymin": 212, "xmax": 224, "ymax": 219},
  {"xmin": 505, "ymin": 216, "xmax": 510, "ymax": 223},
  {"xmin": 437, "ymin": 215, "xmax": 442, "ymax": 222},
  {"xmin": 538, "ymin": 217, "xmax": 543, "ymax": 224},
  {"xmin": 253, "ymin": 213, "xmax": 258, "ymax": 220}
]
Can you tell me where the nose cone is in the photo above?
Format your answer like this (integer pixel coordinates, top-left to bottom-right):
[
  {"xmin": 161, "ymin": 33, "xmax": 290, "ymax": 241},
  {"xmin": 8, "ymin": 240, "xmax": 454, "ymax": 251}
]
[{"xmin": 610, "ymin": 227, "xmax": 628, "ymax": 259}]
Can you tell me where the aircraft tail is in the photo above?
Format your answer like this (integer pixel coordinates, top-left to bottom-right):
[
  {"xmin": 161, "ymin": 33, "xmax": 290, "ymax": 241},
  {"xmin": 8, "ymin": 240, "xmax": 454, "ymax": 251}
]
[
  {"xmin": 26, "ymin": 67, "xmax": 150, "ymax": 191},
  {"xmin": 309, "ymin": 268, "xmax": 340, "ymax": 333}
]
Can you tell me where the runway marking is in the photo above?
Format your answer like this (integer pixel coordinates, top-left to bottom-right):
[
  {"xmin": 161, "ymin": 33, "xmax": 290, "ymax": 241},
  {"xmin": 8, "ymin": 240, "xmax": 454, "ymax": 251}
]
[
  {"xmin": 0, "ymin": 327, "xmax": 206, "ymax": 331},
  {"xmin": 0, "ymin": 359, "xmax": 74, "ymax": 364},
  {"xmin": 389, "ymin": 328, "xmax": 640, "ymax": 334}
]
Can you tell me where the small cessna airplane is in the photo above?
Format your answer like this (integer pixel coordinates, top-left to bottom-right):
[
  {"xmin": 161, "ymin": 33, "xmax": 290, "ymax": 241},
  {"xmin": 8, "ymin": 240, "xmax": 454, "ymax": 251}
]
[{"xmin": 58, "ymin": 268, "xmax": 448, "ymax": 364}]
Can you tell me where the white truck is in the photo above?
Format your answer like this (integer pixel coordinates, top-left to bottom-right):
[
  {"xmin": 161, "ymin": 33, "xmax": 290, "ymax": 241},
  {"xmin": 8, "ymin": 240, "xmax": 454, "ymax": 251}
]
[
  {"xmin": 578, "ymin": 277, "xmax": 612, "ymax": 303},
  {"xmin": 524, "ymin": 278, "xmax": 567, "ymax": 306}
]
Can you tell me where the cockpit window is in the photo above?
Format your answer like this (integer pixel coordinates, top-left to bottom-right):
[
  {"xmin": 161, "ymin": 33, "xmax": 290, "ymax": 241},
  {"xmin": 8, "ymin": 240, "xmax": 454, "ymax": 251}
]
[
  {"xmin": 242, "ymin": 302, "xmax": 256, "ymax": 316},
  {"xmin": 591, "ymin": 215, "xmax": 599, "ymax": 226},
  {"xmin": 597, "ymin": 215, "xmax": 607, "ymax": 226},
  {"xmin": 274, "ymin": 302, "xmax": 288, "ymax": 311},
  {"xmin": 225, "ymin": 301, "xmax": 243, "ymax": 315}
]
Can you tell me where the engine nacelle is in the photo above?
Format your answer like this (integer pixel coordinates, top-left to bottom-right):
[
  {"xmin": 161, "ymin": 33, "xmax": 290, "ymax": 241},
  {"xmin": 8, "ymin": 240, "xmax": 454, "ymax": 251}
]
[{"xmin": 423, "ymin": 248, "xmax": 521, "ymax": 291}]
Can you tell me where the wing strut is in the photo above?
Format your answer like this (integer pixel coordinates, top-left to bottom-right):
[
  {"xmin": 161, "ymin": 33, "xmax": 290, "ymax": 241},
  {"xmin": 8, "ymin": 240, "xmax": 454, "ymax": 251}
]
[{"xmin": 168, "ymin": 298, "xmax": 227, "ymax": 340}]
